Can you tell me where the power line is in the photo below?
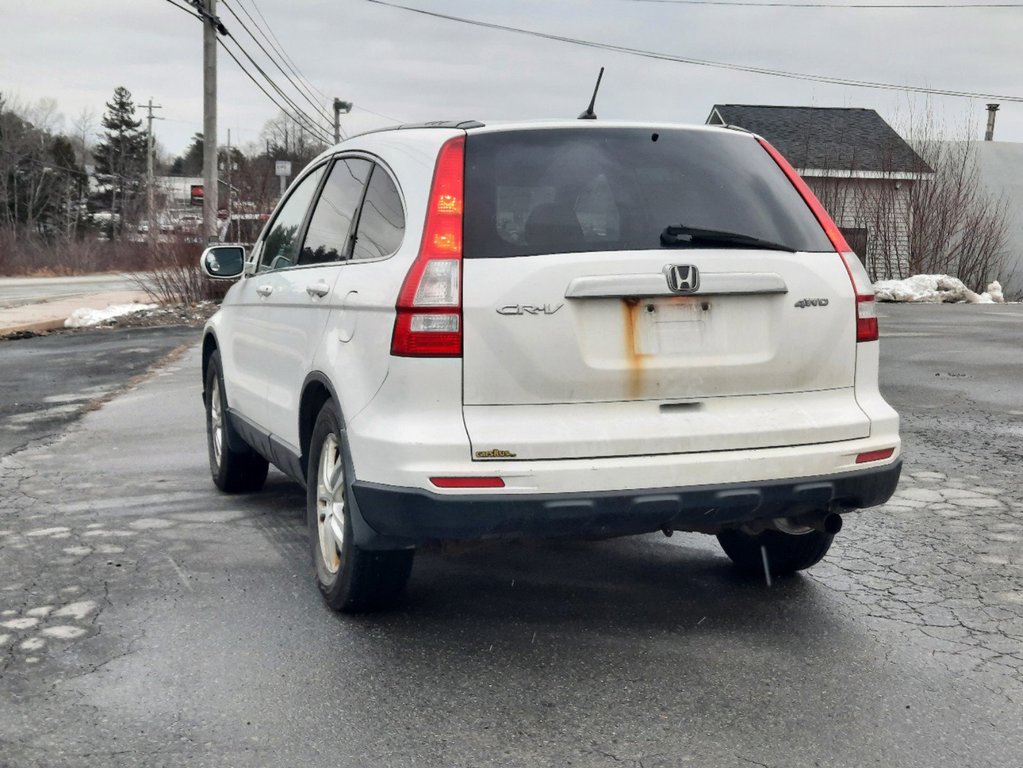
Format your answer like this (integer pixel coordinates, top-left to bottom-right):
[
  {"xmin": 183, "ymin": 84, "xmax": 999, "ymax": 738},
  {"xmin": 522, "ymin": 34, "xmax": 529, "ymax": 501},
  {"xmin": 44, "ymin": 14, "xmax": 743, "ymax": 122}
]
[
  {"xmin": 161, "ymin": 0, "xmax": 333, "ymax": 142},
  {"xmin": 217, "ymin": 38, "xmax": 333, "ymax": 144},
  {"xmin": 625, "ymin": 0, "xmax": 1022, "ymax": 7},
  {"xmin": 221, "ymin": 35, "xmax": 333, "ymax": 142},
  {"xmin": 243, "ymin": 0, "xmax": 330, "ymax": 102},
  {"xmin": 211, "ymin": 19, "xmax": 332, "ymax": 140},
  {"xmin": 365, "ymin": 0, "xmax": 1023, "ymax": 103},
  {"xmin": 351, "ymin": 104, "xmax": 404, "ymax": 124},
  {"xmin": 161, "ymin": 0, "xmax": 204, "ymax": 22},
  {"xmin": 220, "ymin": 0, "xmax": 335, "ymax": 127}
]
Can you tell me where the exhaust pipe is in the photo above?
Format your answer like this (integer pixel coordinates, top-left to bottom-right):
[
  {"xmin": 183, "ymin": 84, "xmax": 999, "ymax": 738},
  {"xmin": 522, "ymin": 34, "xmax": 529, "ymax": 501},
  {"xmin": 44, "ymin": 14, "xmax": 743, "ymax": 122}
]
[{"xmin": 772, "ymin": 512, "xmax": 843, "ymax": 536}]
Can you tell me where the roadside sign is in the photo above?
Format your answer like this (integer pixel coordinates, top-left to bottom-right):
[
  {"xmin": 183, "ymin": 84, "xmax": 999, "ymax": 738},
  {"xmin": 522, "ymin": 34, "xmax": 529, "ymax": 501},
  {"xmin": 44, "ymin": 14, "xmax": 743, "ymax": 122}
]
[
  {"xmin": 275, "ymin": 161, "xmax": 292, "ymax": 177},
  {"xmin": 190, "ymin": 184, "xmax": 204, "ymax": 206}
]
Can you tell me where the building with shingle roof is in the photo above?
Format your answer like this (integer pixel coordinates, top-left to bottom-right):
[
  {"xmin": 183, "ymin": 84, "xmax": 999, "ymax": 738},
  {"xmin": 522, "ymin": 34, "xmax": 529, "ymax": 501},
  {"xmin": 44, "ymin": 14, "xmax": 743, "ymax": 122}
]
[{"xmin": 707, "ymin": 105, "xmax": 932, "ymax": 279}]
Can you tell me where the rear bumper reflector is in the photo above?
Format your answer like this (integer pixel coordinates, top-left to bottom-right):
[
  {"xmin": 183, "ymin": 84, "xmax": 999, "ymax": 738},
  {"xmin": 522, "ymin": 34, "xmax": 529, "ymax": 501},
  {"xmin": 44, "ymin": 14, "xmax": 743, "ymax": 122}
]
[
  {"xmin": 430, "ymin": 476, "xmax": 506, "ymax": 489},
  {"xmin": 855, "ymin": 448, "xmax": 895, "ymax": 464}
]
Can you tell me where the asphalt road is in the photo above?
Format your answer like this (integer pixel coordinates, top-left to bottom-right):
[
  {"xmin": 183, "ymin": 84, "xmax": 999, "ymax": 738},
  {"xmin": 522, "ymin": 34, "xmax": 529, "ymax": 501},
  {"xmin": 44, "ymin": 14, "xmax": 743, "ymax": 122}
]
[
  {"xmin": 0, "ymin": 327, "xmax": 201, "ymax": 456},
  {"xmin": 0, "ymin": 275, "xmax": 141, "ymax": 310},
  {"xmin": 1, "ymin": 304, "xmax": 1021, "ymax": 767}
]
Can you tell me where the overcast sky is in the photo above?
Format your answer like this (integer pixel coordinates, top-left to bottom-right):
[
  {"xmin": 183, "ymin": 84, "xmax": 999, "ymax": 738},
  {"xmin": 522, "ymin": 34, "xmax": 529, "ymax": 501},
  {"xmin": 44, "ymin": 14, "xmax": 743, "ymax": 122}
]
[{"xmin": 3, "ymin": 0, "xmax": 1021, "ymax": 157}]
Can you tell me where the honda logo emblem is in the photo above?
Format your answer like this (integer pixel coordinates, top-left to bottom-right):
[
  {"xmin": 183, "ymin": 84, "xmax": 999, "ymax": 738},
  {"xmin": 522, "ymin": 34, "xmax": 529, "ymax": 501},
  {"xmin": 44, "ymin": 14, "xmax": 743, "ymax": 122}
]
[{"xmin": 664, "ymin": 264, "xmax": 700, "ymax": 294}]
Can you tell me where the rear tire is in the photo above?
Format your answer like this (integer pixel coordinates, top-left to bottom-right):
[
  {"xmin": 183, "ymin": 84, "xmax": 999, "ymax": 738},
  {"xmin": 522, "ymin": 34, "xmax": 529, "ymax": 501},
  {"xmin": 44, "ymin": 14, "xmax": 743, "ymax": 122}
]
[
  {"xmin": 717, "ymin": 527, "xmax": 834, "ymax": 578},
  {"xmin": 205, "ymin": 351, "xmax": 269, "ymax": 493},
  {"xmin": 306, "ymin": 400, "xmax": 413, "ymax": 612}
]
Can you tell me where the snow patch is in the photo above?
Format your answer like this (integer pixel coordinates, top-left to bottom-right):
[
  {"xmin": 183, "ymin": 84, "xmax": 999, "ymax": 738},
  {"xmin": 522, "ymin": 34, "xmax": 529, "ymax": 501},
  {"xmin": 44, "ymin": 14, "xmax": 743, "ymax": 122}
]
[
  {"xmin": 874, "ymin": 275, "xmax": 1006, "ymax": 304},
  {"xmin": 64, "ymin": 302, "xmax": 158, "ymax": 329},
  {"xmin": 1, "ymin": 617, "xmax": 40, "ymax": 630},
  {"xmin": 54, "ymin": 600, "xmax": 97, "ymax": 620},
  {"xmin": 41, "ymin": 625, "xmax": 87, "ymax": 640}
]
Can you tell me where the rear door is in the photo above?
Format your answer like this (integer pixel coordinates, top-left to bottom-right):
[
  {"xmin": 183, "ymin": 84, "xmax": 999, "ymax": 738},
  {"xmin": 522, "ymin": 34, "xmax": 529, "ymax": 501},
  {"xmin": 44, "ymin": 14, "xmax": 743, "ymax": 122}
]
[
  {"xmin": 259, "ymin": 156, "xmax": 374, "ymax": 450},
  {"xmin": 460, "ymin": 126, "xmax": 868, "ymax": 460}
]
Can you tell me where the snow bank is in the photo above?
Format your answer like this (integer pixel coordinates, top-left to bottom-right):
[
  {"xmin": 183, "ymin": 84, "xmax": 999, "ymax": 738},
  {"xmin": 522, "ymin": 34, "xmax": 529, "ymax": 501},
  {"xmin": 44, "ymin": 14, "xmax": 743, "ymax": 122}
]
[
  {"xmin": 873, "ymin": 275, "xmax": 1005, "ymax": 304},
  {"xmin": 64, "ymin": 303, "xmax": 158, "ymax": 328}
]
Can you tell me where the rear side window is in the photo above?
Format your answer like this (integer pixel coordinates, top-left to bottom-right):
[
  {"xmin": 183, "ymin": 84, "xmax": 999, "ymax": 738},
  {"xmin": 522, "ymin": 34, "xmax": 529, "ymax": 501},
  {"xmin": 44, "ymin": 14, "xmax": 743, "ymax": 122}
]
[
  {"xmin": 463, "ymin": 128, "xmax": 834, "ymax": 258},
  {"xmin": 299, "ymin": 158, "xmax": 372, "ymax": 265},
  {"xmin": 352, "ymin": 166, "xmax": 405, "ymax": 261}
]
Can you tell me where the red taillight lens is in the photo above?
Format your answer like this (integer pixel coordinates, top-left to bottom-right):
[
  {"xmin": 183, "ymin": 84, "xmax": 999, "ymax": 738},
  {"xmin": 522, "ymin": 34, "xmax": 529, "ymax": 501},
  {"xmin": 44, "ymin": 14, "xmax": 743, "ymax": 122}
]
[
  {"xmin": 391, "ymin": 136, "xmax": 465, "ymax": 357},
  {"xmin": 430, "ymin": 476, "xmax": 505, "ymax": 489},
  {"xmin": 758, "ymin": 138, "xmax": 850, "ymax": 253},
  {"xmin": 856, "ymin": 448, "xmax": 895, "ymax": 464},
  {"xmin": 758, "ymin": 137, "xmax": 878, "ymax": 343},
  {"xmin": 855, "ymin": 293, "xmax": 879, "ymax": 343}
]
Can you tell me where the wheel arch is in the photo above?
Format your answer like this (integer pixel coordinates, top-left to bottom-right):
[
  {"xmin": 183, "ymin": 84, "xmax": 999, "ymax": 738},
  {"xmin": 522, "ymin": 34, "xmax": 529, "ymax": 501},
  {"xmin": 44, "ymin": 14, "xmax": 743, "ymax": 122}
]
[
  {"xmin": 201, "ymin": 331, "xmax": 219, "ymax": 400},
  {"xmin": 299, "ymin": 373, "xmax": 341, "ymax": 477}
]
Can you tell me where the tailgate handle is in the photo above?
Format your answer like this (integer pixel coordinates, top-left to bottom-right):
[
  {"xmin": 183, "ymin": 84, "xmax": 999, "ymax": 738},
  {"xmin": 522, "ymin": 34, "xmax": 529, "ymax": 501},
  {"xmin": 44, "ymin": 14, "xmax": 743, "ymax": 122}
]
[
  {"xmin": 306, "ymin": 281, "xmax": 330, "ymax": 298},
  {"xmin": 565, "ymin": 272, "xmax": 787, "ymax": 299}
]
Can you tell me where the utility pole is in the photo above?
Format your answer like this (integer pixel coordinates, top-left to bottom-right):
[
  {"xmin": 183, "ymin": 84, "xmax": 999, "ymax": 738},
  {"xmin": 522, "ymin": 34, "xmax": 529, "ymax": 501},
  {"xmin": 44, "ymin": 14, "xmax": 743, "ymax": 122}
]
[
  {"xmin": 226, "ymin": 128, "xmax": 233, "ymax": 242},
  {"xmin": 144, "ymin": 98, "xmax": 163, "ymax": 243},
  {"xmin": 202, "ymin": 0, "xmax": 218, "ymax": 243},
  {"xmin": 333, "ymin": 99, "xmax": 352, "ymax": 144}
]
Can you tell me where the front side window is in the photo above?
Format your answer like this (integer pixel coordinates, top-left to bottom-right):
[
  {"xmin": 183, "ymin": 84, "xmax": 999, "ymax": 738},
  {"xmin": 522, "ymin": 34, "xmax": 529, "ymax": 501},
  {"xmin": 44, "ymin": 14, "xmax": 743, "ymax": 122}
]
[
  {"xmin": 299, "ymin": 158, "xmax": 373, "ymax": 266},
  {"xmin": 351, "ymin": 166, "xmax": 405, "ymax": 261},
  {"xmin": 258, "ymin": 164, "xmax": 327, "ymax": 272}
]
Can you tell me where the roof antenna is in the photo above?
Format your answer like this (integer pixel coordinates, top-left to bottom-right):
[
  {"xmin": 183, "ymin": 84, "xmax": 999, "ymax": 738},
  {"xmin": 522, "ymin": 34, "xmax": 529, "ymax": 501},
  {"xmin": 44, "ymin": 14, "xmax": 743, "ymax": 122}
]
[{"xmin": 578, "ymin": 67, "xmax": 605, "ymax": 120}]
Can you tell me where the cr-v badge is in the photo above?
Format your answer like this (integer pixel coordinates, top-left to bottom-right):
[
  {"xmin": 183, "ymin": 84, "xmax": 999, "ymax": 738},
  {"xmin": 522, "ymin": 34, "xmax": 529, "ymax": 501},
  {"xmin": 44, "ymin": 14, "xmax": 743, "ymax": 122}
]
[
  {"xmin": 665, "ymin": 264, "xmax": 700, "ymax": 294},
  {"xmin": 496, "ymin": 304, "xmax": 563, "ymax": 315}
]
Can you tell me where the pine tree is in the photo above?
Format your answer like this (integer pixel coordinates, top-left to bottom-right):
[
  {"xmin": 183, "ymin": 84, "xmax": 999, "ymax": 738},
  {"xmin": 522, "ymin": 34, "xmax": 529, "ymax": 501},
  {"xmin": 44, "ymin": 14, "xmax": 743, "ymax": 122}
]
[
  {"xmin": 168, "ymin": 132, "xmax": 204, "ymax": 177},
  {"xmin": 93, "ymin": 86, "xmax": 147, "ymax": 235}
]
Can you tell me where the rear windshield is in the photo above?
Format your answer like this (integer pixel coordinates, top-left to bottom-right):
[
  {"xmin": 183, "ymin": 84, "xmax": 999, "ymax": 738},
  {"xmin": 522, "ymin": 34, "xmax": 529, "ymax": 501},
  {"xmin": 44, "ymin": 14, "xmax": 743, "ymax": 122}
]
[{"xmin": 463, "ymin": 127, "xmax": 833, "ymax": 258}]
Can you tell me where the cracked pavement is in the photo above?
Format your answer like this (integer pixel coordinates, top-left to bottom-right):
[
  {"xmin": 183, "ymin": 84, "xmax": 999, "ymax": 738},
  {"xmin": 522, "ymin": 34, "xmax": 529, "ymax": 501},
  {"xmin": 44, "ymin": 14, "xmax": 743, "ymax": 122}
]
[{"xmin": 0, "ymin": 303, "xmax": 1021, "ymax": 767}]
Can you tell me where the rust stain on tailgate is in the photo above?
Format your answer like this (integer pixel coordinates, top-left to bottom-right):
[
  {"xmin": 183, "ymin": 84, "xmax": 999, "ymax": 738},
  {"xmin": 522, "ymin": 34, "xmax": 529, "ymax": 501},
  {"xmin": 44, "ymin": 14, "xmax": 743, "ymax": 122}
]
[{"xmin": 622, "ymin": 297, "xmax": 648, "ymax": 399}]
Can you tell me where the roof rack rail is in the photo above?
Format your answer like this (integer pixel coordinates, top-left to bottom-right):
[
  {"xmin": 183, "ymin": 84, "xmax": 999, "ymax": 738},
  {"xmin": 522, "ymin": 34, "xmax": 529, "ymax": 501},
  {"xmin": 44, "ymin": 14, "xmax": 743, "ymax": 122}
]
[
  {"xmin": 343, "ymin": 120, "xmax": 485, "ymax": 142},
  {"xmin": 394, "ymin": 120, "xmax": 485, "ymax": 131}
]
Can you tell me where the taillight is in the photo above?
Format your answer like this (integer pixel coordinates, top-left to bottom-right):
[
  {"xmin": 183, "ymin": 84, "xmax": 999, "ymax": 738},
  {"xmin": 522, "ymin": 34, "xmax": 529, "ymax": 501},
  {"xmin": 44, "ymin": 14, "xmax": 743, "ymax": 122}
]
[
  {"xmin": 391, "ymin": 136, "xmax": 465, "ymax": 357},
  {"xmin": 758, "ymin": 137, "xmax": 878, "ymax": 343}
]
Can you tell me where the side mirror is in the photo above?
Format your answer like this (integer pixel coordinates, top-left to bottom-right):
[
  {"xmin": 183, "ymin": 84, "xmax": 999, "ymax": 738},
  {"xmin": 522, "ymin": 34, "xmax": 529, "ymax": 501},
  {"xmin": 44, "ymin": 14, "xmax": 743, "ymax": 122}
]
[{"xmin": 200, "ymin": 245, "xmax": 245, "ymax": 280}]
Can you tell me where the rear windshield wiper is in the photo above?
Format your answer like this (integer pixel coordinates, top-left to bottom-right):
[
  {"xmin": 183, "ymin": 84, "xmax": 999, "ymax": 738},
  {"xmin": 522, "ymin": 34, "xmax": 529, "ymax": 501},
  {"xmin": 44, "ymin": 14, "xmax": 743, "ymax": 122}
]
[{"xmin": 660, "ymin": 225, "xmax": 796, "ymax": 252}]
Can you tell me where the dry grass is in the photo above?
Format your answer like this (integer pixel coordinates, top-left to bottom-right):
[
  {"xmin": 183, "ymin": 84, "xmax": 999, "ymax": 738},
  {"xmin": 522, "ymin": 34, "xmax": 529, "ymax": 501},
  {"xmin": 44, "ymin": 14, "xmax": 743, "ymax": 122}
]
[
  {"xmin": 128, "ymin": 238, "xmax": 231, "ymax": 305},
  {"xmin": 0, "ymin": 230, "xmax": 151, "ymax": 276},
  {"xmin": 0, "ymin": 230, "xmax": 229, "ymax": 305}
]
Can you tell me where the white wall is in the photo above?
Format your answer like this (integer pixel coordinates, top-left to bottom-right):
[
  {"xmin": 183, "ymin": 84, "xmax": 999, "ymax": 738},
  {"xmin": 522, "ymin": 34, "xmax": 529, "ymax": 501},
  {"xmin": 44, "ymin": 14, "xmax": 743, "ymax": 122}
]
[{"xmin": 971, "ymin": 142, "xmax": 1023, "ymax": 299}]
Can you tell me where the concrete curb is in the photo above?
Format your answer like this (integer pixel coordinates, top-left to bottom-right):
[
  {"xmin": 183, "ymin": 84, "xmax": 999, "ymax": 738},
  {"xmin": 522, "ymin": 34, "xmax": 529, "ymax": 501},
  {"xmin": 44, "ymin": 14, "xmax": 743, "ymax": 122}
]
[{"xmin": 0, "ymin": 291, "xmax": 154, "ymax": 336}]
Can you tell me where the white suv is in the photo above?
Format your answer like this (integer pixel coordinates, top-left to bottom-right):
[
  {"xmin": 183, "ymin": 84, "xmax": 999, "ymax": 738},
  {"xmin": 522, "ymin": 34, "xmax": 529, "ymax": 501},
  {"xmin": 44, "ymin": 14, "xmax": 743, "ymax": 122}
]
[{"xmin": 200, "ymin": 120, "xmax": 901, "ymax": 612}]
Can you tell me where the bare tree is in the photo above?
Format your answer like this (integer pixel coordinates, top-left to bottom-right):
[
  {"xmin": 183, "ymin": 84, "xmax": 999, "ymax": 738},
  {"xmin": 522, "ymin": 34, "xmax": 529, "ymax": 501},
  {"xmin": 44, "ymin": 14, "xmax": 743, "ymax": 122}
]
[
  {"xmin": 885, "ymin": 102, "xmax": 1010, "ymax": 290},
  {"xmin": 805, "ymin": 102, "xmax": 1009, "ymax": 290},
  {"xmin": 71, "ymin": 107, "xmax": 96, "ymax": 167}
]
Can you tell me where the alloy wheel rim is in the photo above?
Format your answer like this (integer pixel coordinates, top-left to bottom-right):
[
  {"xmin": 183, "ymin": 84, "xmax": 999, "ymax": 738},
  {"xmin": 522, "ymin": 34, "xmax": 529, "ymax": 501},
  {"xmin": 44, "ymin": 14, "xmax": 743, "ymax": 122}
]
[
  {"xmin": 210, "ymin": 376, "xmax": 223, "ymax": 467},
  {"xmin": 316, "ymin": 433, "xmax": 344, "ymax": 574}
]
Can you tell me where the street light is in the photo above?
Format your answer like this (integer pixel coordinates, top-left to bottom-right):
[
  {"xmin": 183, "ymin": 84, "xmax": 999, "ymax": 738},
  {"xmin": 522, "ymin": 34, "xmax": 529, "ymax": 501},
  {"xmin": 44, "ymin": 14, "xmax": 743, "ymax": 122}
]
[{"xmin": 333, "ymin": 99, "xmax": 353, "ymax": 144}]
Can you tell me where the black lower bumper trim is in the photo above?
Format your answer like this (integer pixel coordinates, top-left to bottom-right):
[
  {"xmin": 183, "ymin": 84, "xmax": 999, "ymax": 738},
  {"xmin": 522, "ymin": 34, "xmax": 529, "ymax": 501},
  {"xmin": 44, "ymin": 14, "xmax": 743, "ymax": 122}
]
[{"xmin": 351, "ymin": 461, "xmax": 902, "ymax": 543}]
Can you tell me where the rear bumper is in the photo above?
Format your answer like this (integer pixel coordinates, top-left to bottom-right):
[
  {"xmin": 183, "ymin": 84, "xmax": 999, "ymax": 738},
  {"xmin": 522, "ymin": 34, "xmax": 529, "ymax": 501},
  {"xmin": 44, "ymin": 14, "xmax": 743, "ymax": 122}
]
[{"xmin": 351, "ymin": 460, "xmax": 901, "ymax": 545}]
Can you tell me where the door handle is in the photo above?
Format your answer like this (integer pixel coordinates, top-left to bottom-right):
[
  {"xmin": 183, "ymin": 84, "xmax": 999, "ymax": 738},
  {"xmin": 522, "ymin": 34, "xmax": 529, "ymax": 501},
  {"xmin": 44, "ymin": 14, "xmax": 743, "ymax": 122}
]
[
  {"xmin": 306, "ymin": 281, "xmax": 330, "ymax": 298},
  {"xmin": 256, "ymin": 284, "xmax": 273, "ymax": 297}
]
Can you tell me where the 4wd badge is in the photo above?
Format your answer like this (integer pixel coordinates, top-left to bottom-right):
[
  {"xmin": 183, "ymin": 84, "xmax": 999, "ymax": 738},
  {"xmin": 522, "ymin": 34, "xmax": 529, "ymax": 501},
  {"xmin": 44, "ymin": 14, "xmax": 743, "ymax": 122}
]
[{"xmin": 794, "ymin": 298, "xmax": 830, "ymax": 308}]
